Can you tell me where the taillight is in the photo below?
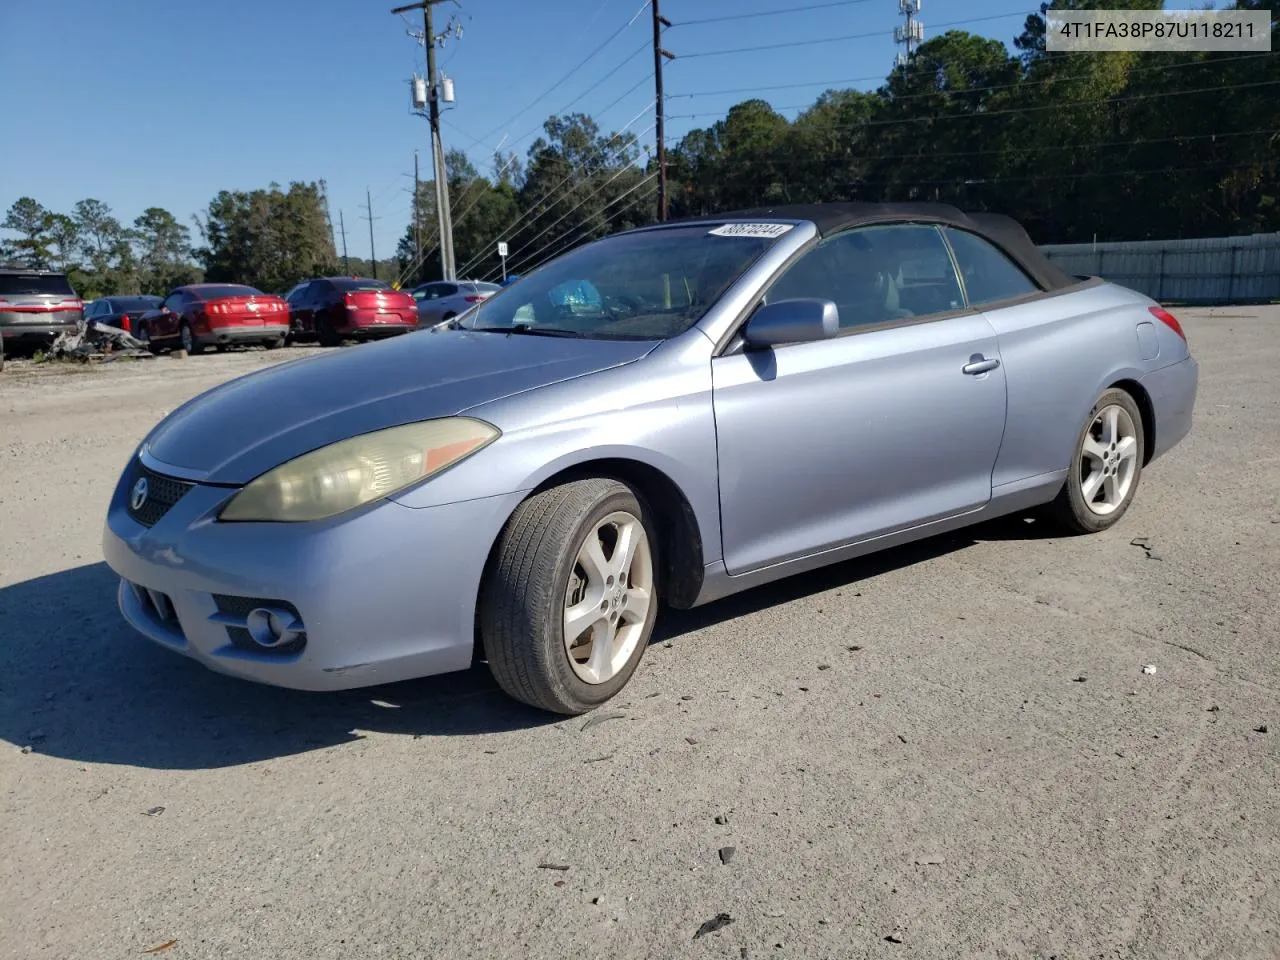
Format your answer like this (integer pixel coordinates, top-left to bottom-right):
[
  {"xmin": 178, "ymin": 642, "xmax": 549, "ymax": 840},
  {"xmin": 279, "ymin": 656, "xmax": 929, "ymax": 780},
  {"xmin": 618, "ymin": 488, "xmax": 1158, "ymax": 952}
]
[
  {"xmin": 463, "ymin": 295, "xmax": 484, "ymax": 303},
  {"xmin": 120, "ymin": 313, "xmax": 131, "ymax": 333},
  {"xmin": 1148, "ymin": 305, "xmax": 1186, "ymax": 341},
  {"xmin": 207, "ymin": 302, "xmax": 220, "ymax": 316}
]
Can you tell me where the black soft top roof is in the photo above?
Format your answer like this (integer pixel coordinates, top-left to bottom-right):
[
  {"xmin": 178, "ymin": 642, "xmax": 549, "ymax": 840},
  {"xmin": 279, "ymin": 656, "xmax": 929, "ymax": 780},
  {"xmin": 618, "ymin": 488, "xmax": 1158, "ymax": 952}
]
[{"xmin": 670, "ymin": 202, "xmax": 1077, "ymax": 292}]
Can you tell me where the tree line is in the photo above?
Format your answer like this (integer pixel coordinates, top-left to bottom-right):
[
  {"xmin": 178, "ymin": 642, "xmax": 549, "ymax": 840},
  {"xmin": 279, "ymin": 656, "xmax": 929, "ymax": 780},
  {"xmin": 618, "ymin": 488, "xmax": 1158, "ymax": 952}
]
[{"xmin": 3, "ymin": 2, "xmax": 1276, "ymax": 297}]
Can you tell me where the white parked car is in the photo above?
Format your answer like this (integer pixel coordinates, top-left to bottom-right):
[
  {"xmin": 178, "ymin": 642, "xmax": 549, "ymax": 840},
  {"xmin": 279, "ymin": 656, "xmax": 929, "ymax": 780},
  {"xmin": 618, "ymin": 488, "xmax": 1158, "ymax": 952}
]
[{"xmin": 411, "ymin": 280, "xmax": 502, "ymax": 327}]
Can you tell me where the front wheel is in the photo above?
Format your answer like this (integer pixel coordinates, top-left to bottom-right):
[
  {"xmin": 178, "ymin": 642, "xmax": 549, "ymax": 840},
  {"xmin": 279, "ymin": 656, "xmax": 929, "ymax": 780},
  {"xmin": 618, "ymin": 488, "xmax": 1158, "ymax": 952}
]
[
  {"xmin": 1049, "ymin": 388, "xmax": 1145, "ymax": 534},
  {"xmin": 479, "ymin": 478, "xmax": 659, "ymax": 714}
]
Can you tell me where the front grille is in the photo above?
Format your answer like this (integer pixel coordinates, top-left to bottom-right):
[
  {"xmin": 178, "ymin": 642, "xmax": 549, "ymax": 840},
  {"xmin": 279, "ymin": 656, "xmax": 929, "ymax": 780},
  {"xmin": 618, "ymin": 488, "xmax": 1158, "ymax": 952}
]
[{"xmin": 127, "ymin": 459, "xmax": 194, "ymax": 527}]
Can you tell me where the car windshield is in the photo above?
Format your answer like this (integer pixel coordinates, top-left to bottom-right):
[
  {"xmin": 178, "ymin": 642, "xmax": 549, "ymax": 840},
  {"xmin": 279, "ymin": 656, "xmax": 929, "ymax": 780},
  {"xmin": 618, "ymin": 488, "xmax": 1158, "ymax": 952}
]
[
  {"xmin": 0, "ymin": 273, "xmax": 76, "ymax": 297},
  {"xmin": 469, "ymin": 282, "xmax": 501, "ymax": 293},
  {"xmin": 460, "ymin": 224, "xmax": 785, "ymax": 340}
]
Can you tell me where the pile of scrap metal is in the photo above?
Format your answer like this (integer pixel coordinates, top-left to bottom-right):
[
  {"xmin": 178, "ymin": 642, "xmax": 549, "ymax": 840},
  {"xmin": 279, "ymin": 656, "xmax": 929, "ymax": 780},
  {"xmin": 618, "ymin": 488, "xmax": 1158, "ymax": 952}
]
[{"xmin": 43, "ymin": 318, "xmax": 155, "ymax": 363}]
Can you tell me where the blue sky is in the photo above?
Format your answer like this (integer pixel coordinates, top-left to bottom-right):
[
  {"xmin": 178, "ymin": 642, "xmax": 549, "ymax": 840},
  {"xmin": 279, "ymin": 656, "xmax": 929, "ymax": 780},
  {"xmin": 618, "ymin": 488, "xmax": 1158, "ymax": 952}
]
[{"xmin": 0, "ymin": 0, "xmax": 1031, "ymax": 260}]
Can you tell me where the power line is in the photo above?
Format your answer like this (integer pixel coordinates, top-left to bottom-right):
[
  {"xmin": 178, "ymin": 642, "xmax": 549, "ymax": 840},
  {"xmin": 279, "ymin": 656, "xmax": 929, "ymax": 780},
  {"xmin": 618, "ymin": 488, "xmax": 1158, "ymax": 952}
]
[
  {"xmin": 673, "ymin": 0, "xmax": 878, "ymax": 27},
  {"xmin": 473, "ymin": 0, "xmax": 650, "ymax": 146},
  {"xmin": 666, "ymin": 78, "xmax": 1280, "ymax": 125},
  {"xmin": 477, "ymin": 126, "xmax": 655, "ymax": 279},
  {"xmin": 403, "ymin": 107, "xmax": 653, "ymax": 288},
  {"xmin": 679, "ymin": 10, "xmax": 1030, "ymax": 59},
  {"xmin": 666, "ymin": 127, "xmax": 1278, "ymax": 168},
  {"xmin": 452, "ymin": 108, "xmax": 655, "ymax": 278},
  {"xmin": 666, "ymin": 50, "xmax": 1277, "ymax": 105},
  {"xmin": 849, "ymin": 159, "xmax": 1274, "ymax": 188},
  {"xmin": 499, "ymin": 40, "xmax": 653, "ymax": 156},
  {"xmin": 507, "ymin": 183, "xmax": 661, "ymax": 281},
  {"xmin": 490, "ymin": 173, "xmax": 660, "ymax": 280}
]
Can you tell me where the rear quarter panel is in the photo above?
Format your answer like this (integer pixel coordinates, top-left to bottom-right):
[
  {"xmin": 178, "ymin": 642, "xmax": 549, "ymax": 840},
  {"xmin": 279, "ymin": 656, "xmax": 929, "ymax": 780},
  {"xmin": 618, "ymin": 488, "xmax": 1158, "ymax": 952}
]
[{"xmin": 982, "ymin": 281, "xmax": 1164, "ymax": 487}]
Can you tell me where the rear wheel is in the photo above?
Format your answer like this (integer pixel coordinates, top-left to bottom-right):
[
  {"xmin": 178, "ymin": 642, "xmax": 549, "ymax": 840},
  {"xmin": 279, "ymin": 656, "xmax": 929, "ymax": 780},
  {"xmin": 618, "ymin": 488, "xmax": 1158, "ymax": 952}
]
[
  {"xmin": 480, "ymin": 478, "xmax": 659, "ymax": 714},
  {"xmin": 1049, "ymin": 388, "xmax": 1145, "ymax": 534},
  {"xmin": 318, "ymin": 314, "xmax": 340, "ymax": 347},
  {"xmin": 180, "ymin": 321, "xmax": 203, "ymax": 355},
  {"xmin": 264, "ymin": 335, "xmax": 285, "ymax": 350}
]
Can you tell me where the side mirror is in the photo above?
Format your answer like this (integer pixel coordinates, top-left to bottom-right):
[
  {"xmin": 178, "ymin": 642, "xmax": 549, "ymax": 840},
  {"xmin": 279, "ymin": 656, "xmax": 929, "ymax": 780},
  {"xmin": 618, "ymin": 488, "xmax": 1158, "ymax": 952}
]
[{"xmin": 742, "ymin": 298, "xmax": 839, "ymax": 347}]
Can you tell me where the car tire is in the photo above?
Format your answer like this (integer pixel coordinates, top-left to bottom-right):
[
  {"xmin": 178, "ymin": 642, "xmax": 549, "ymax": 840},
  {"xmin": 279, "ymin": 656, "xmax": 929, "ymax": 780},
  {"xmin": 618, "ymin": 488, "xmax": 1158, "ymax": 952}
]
[
  {"xmin": 0, "ymin": 336, "xmax": 5, "ymax": 373},
  {"xmin": 264, "ymin": 335, "xmax": 285, "ymax": 350},
  {"xmin": 1048, "ymin": 387, "xmax": 1145, "ymax": 535},
  {"xmin": 480, "ymin": 478, "xmax": 660, "ymax": 715},
  {"xmin": 180, "ymin": 321, "xmax": 203, "ymax": 355},
  {"xmin": 318, "ymin": 316, "xmax": 340, "ymax": 347},
  {"xmin": 442, "ymin": 312, "xmax": 456, "ymax": 323},
  {"xmin": 135, "ymin": 323, "xmax": 156, "ymax": 354}
]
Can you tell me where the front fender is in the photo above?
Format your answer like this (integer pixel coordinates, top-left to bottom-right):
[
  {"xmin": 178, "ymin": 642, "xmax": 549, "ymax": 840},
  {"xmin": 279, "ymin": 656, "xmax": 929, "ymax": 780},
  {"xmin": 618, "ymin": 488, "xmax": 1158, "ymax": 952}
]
[{"xmin": 390, "ymin": 343, "xmax": 723, "ymax": 563}]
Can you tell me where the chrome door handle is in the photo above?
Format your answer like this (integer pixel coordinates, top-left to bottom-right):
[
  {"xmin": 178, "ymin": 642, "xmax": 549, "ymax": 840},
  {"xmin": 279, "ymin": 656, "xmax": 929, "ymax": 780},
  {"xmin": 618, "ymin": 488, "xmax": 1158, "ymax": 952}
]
[{"xmin": 962, "ymin": 355, "xmax": 1000, "ymax": 375}]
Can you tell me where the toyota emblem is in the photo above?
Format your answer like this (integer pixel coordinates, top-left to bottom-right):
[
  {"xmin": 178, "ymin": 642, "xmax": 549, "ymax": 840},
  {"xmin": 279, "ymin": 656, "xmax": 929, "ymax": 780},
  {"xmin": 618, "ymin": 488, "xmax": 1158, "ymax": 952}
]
[{"xmin": 131, "ymin": 477, "xmax": 149, "ymax": 511}]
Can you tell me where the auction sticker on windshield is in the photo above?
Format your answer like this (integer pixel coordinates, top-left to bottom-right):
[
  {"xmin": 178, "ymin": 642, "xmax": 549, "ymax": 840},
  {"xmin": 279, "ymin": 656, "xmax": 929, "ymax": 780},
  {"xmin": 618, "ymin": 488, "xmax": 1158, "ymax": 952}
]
[{"xmin": 707, "ymin": 223, "xmax": 795, "ymax": 239}]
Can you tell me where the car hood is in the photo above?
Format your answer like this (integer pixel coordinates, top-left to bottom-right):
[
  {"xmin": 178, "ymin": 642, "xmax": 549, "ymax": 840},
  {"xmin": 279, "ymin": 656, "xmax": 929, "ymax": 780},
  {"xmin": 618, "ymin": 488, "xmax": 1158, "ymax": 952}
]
[{"xmin": 144, "ymin": 329, "xmax": 657, "ymax": 484}]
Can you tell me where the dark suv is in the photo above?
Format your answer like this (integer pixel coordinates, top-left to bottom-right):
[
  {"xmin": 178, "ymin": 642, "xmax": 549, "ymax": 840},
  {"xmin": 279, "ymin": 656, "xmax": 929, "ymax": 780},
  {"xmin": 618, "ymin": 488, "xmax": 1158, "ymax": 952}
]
[{"xmin": 0, "ymin": 267, "xmax": 84, "ymax": 365}]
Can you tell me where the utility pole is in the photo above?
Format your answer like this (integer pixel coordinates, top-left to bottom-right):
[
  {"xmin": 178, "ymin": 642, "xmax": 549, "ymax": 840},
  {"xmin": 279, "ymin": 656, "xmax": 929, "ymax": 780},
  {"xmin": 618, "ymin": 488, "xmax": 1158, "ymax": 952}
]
[
  {"xmin": 363, "ymin": 187, "xmax": 379, "ymax": 280},
  {"xmin": 413, "ymin": 149, "xmax": 421, "ymax": 285},
  {"xmin": 338, "ymin": 210, "xmax": 350, "ymax": 274},
  {"xmin": 318, "ymin": 178, "xmax": 337, "ymax": 264},
  {"xmin": 651, "ymin": 0, "xmax": 675, "ymax": 222},
  {"xmin": 392, "ymin": 0, "xmax": 458, "ymax": 280}
]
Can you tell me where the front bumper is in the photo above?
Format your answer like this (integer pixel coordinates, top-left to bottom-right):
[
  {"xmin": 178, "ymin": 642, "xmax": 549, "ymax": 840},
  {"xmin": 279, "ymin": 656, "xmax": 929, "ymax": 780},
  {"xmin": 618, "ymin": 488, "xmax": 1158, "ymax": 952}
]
[
  {"xmin": 102, "ymin": 461, "xmax": 525, "ymax": 691},
  {"xmin": 1141, "ymin": 354, "xmax": 1199, "ymax": 462},
  {"xmin": 198, "ymin": 323, "xmax": 289, "ymax": 346}
]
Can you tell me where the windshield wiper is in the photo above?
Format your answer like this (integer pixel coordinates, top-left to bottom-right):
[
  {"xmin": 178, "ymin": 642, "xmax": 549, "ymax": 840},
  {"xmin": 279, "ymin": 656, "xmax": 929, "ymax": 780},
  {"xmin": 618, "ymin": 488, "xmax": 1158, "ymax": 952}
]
[{"xmin": 471, "ymin": 323, "xmax": 584, "ymax": 338}]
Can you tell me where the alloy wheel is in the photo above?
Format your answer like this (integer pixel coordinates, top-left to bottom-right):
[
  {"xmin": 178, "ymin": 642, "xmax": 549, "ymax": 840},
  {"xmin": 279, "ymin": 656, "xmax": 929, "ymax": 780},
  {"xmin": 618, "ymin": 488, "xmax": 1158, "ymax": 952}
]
[
  {"xmin": 1079, "ymin": 403, "xmax": 1139, "ymax": 516},
  {"xmin": 562, "ymin": 510, "xmax": 655, "ymax": 684}
]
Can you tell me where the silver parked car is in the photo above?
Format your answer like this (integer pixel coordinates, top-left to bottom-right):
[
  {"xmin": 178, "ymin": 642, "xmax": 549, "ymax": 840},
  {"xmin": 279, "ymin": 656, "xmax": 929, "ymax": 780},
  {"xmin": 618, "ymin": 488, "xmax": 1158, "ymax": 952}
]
[
  {"xmin": 411, "ymin": 279, "xmax": 501, "ymax": 327},
  {"xmin": 103, "ymin": 203, "xmax": 1198, "ymax": 714}
]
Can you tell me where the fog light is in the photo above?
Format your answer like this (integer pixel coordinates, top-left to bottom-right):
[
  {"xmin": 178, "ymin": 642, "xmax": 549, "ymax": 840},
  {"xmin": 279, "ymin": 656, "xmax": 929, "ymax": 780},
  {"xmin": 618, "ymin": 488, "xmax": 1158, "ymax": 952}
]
[{"xmin": 245, "ymin": 606, "xmax": 304, "ymax": 649}]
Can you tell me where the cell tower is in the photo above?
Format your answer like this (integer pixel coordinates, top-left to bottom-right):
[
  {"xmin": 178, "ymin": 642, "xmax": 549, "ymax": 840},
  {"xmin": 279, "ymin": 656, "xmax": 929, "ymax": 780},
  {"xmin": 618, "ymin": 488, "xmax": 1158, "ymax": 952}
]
[{"xmin": 894, "ymin": 0, "xmax": 923, "ymax": 68}]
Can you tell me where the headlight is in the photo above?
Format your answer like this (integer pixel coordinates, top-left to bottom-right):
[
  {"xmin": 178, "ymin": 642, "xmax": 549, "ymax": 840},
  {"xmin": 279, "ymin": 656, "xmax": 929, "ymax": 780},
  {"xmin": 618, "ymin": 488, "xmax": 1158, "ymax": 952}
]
[{"xmin": 219, "ymin": 417, "xmax": 499, "ymax": 522}]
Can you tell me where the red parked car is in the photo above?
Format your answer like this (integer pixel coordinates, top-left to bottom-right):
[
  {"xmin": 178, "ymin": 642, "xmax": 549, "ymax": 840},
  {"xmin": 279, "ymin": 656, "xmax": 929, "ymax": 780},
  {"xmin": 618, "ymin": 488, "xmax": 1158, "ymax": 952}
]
[
  {"xmin": 283, "ymin": 277, "xmax": 418, "ymax": 347},
  {"xmin": 135, "ymin": 284, "xmax": 290, "ymax": 354}
]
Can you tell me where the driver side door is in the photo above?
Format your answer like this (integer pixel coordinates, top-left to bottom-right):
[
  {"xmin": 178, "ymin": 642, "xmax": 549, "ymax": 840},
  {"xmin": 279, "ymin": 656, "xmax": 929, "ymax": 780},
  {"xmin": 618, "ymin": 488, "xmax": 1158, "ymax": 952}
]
[{"xmin": 711, "ymin": 222, "xmax": 1009, "ymax": 575}]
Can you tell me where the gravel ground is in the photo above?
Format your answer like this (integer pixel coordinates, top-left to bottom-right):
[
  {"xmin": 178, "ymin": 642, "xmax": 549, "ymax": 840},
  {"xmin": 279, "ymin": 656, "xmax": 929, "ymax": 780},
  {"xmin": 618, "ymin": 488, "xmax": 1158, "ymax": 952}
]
[{"xmin": 1, "ymin": 310, "xmax": 1277, "ymax": 960}]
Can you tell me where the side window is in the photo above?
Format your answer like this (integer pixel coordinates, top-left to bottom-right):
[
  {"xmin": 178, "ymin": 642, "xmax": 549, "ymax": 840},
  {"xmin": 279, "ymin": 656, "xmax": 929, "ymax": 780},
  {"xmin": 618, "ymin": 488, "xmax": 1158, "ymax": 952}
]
[
  {"xmin": 437, "ymin": 283, "xmax": 459, "ymax": 298},
  {"xmin": 943, "ymin": 227, "xmax": 1039, "ymax": 307},
  {"xmin": 161, "ymin": 293, "xmax": 182, "ymax": 312},
  {"xmin": 763, "ymin": 223, "xmax": 964, "ymax": 330},
  {"xmin": 284, "ymin": 283, "xmax": 309, "ymax": 304}
]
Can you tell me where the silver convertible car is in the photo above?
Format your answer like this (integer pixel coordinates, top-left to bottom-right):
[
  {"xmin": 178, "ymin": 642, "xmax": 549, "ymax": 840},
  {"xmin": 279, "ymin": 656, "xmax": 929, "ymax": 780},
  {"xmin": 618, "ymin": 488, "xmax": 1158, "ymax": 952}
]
[{"xmin": 103, "ymin": 203, "xmax": 1198, "ymax": 714}]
